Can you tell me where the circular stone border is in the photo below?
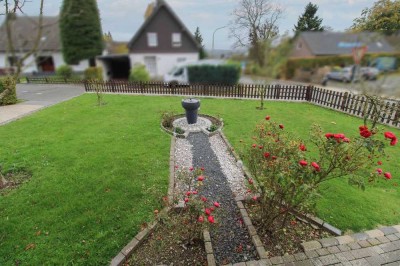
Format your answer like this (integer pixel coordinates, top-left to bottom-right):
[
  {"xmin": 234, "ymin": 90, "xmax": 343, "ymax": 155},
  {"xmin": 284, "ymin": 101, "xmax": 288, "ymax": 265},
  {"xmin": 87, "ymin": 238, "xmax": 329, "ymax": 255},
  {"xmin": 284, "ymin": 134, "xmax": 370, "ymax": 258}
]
[{"xmin": 161, "ymin": 114, "xmax": 223, "ymax": 138}]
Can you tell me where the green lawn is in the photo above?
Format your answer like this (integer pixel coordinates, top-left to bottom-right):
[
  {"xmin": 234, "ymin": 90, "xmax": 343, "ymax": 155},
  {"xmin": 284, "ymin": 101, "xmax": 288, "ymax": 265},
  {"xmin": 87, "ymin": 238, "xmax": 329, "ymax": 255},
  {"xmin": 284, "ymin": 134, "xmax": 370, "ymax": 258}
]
[{"xmin": 0, "ymin": 94, "xmax": 399, "ymax": 264}]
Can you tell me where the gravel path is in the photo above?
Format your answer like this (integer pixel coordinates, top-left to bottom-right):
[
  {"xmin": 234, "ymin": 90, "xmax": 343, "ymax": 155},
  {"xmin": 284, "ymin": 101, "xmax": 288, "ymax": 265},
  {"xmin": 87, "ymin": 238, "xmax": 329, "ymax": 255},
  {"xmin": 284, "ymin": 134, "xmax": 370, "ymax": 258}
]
[{"xmin": 187, "ymin": 132, "xmax": 257, "ymax": 264}]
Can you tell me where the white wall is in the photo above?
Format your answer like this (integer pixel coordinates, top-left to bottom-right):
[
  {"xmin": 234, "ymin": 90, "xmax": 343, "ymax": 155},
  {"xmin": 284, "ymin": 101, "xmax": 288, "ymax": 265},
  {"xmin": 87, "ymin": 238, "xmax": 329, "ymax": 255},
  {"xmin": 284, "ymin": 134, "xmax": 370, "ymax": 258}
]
[
  {"xmin": 0, "ymin": 52, "xmax": 89, "ymax": 74},
  {"xmin": 130, "ymin": 53, "xmax": 199, "ymax": 78}
]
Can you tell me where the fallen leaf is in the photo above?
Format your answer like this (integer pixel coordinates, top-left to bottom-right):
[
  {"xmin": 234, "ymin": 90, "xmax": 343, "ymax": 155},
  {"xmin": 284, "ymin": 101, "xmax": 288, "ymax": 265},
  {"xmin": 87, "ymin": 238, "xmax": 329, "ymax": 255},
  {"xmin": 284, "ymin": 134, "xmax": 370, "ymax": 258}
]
[
  {"xmin": 25, "ymin": 243, "xmax": 35, "ymax": 251},
  {"xmin": 35, "ymin": 230, "xmax": 41, "ymax": 236}
]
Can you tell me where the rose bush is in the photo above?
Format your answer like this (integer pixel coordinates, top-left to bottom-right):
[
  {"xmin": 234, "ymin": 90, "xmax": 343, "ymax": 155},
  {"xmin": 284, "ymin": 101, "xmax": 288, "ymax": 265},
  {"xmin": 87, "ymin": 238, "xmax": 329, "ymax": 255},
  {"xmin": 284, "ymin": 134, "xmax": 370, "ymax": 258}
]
[{"xmin": 241, "ymin": 116, "xmax": 395, "ymax": 233}]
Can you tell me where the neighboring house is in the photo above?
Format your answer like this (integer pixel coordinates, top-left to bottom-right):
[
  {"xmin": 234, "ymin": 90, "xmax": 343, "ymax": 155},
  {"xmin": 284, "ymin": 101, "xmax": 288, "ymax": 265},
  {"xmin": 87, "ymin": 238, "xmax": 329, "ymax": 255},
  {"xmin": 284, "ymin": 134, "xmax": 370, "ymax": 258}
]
[
  {"xmin": 0, "ymin": 15, "xmax": 88, "ymax": 74},
  {"xmin": 291, "ymin": 31, "xmax": 395, "ymax": 58},
  {"xmin": 127, "ymin": 0, "xmax": 200, "ymax": 78}
]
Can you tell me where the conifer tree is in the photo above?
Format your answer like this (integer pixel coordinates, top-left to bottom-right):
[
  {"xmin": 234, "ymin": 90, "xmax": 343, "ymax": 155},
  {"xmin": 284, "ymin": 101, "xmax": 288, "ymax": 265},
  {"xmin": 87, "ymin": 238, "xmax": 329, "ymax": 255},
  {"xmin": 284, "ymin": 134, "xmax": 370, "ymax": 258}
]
[{"xmin": 293, "ymin": 2, "xmax": 324, "ymax": 35}]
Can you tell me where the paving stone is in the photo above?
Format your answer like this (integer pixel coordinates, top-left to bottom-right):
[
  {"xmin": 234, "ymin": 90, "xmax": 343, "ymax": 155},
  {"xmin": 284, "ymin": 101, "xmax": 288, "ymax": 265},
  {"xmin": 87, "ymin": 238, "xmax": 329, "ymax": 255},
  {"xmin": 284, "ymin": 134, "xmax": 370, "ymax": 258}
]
[
  {"xmin": 323, "ymin": 223, "xmax": 342, "ymax": 236},
  {"xmin": 110, "ymin": 252, "xmax": 125, "ymax": 266},
  {"xmin": 304, "ymin": 250, "xmax": 319, "ymax": 258},
  {"xmin": 235, "ymin": 196, "xmax": 245, "ymax": 201},
  {"xmin": 121, "ymin": 238, "xmax": 139, "ymax": 256},
  {"xmin": 395, "ymin": 232, "xmax": 400, "ymax": 238},
  {"xmin": 387, "ymin": 234, "xmax": 399, "ymax": 241},
  {"xmin": 377, "ymin": 236, "xmax": 391, "ymax": 243},
  {"xmin": 246, "ymin": 260, "xmax": 262, "ymax": 266},
  {"xmin": 256, "ymin": 246, "xmax": 269, "ymax": 259},
  {"xmin": 301, "ymin": 240, "xmax": 322, "ymax": 251},
  {"xmin": 319, "ymin": 237, "xmax": 339, "ymax": 248},
  {"xmin": 259, "ymin": 259, "xmax": 272, "ymax": 266},
  {"xmin": 269, "ymin": 256, "xmax": 283, "ymax": 264},
  {"xmin": 205, "ymin": 241, "xmax": 213, "ymax": 254},
  {"xmin": 203, "ymin": 230, "xmax": 211, "ymax": 242},
  {"xmin": 240, "ymin": 208, "xmax": 249, "ymax": 218},
  {"xmin": 381, "ymin": 249, "xmax": 400, "ymax": 262},
  {"xmin": 135, "ymin": 228, "xmax": 149, "ymax": 244},
  {"xmin": 293, "ymin": 252, "xmax": 307, "ymax": 261},
  {"xmin": 252, "ymin": 235, "xmax": 263, "ymax": 247},
  {"xmin": 335, "ymin": 251, "xmax": 356, "ymax": 261},
  {"xmin": 310, "ymin": 258, "xmax": 323, "ymax": 266},
  {"xmin": 318, "ymin": 254, "xmax": 340, "ymax": 265},
  {"xmin": 316, "ymin": 248, "xmax": 329, "ymax": 256},
  {"xmin": 350, "ymin": 258, "xmax": 370, "ymax": 266},
  {"xmin": 293, "ymin": 260, "xmax": 314, "ymax": 266},
  {"xmin": 365, "ymin": 255, "xmax": 386, "ymax": 265},
  {"xmin": 370, "ymin": 245, "xmax": 385, "ymax": 254},
  {"xmin": 379, "ymin": 226, "xmax": 399, "ymax": 236},
  {"xmin": 393, "ymin": 239, "xmax": 400, "ymax": 248},
  {"xmin": 379, "ymin": 242, "xmax": 398, "ymax": 252},
  {"xmin": 365, "ymin": 229, "xmax": 384, "ymax": 238},
  {"xmin": 358, "ymin": 240, "xmax": 371, "ymax": 248},
  {"xmin": 233, "ymin": 262, "xmax": 246, "ymax": 266},
  {"xmin": 282, "ymin": 254, "xmax": 295, "ymax": 263},
  {"xmin": 347, "ymin": 242, "xmax": 361, "ymax": 250},
  {"xmin": 336, "ymin": 235, "xmax": 354, "ymax": 245},
  {"xmin": 367, "ymin": 238, "xmax": 381, "ymax": 246},
  {"xmin": 385, "ymin": 262, "xmax": 400, "ymax": 266},
  {"xmin": 351, "ymin": 248, "xmax": 373, "ymax": 259},
  {"xmin": 351, "ymin": 232, "xmax": 369, "ymax": 241},
  {"xmin": 207, "ymin": 254, "xmax": 216, "ymax": 266},
  {"xmin": 327, "ymin": 246, "xmax": 340, "ymax": 254},
  {"xmin": 236, "ymin": 201, "xmax": 245, "ymax": 209},
  {"xmin": 247, "ymin": 225, "xmax": 257, "ymax": 236},
  {"xmin": 338, "ymin": 244, "xmax": 351, "ymax": 252},
  {"xmin": 393, "ymin": 225, "xmax": 400, "ymax": 233},
  {"xmin": 243, "ymin": 216, "xmax": 253, "ymax": 226}
]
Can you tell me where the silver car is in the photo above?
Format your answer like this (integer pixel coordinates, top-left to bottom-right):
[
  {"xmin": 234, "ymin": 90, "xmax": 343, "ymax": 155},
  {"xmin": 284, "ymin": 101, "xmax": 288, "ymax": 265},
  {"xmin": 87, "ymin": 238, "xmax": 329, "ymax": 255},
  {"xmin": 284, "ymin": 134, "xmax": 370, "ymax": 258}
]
[{"xmin": 326, "ymin": 67, "xmax": 354, "ymax": 83}]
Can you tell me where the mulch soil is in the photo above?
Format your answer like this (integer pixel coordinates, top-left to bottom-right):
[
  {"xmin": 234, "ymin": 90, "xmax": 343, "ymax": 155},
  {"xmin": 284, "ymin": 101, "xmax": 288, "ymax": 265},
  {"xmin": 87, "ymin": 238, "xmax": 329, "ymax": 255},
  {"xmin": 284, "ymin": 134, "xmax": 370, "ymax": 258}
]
[{"xmin": 245, "ymin": 202, "xmax": 332, "ymax": 257}]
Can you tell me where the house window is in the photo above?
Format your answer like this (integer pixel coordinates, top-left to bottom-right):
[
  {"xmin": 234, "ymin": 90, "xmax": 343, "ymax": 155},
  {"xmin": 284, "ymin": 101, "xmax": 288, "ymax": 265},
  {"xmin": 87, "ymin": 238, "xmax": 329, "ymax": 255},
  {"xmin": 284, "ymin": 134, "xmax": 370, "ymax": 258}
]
[
  {"xmin": 147, "ymin": 32, "xmax": 158, "ymax": 47},
  {"xmin": 172, "ymin": 33, "xmax": 181, "ymax": 47}
]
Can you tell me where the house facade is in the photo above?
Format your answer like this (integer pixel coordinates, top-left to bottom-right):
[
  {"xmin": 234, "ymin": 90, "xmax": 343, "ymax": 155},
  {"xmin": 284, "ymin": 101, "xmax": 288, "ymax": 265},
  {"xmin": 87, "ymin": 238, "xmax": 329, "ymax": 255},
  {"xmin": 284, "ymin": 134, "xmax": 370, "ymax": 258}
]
[
  {"xmin": 127, "ymin": 0, "xmax": 200, "ymax": 78},
  {"xmin": 290, "ymin": 31, "xmax": 395, "ymax": 58},
  {"xmin": 0, "ymin": 15, "xmax": 88, "ymax": 74}
]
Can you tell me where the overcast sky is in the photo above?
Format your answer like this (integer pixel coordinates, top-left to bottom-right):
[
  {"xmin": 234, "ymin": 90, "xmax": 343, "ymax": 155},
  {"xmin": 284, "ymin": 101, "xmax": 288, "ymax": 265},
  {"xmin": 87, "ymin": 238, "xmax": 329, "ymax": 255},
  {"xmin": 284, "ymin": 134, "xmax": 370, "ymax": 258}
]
[{"xmin": 8, "ymin": 0, "xmax": 373, "ymax": 50}]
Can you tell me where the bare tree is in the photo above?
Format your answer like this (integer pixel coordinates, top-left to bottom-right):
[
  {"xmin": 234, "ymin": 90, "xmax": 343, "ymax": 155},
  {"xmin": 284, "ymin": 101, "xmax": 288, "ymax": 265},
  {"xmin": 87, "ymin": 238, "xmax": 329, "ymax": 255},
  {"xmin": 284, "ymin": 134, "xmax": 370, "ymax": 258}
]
[
  {"xmin": 0, "ymin": 0, "xmax": 44, "ymax": 102},
  {"xmin": 230, "ymin": 0, "xmax": 283, "ymax": 67}
]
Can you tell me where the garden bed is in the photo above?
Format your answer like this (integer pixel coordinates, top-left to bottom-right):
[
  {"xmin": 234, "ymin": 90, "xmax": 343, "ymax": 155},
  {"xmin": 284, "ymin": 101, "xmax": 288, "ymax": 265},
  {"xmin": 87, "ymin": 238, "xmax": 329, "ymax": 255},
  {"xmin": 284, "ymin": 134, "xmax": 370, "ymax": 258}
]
[{"xmin": 244, "ymin": 201, "xmax": 332, "ymax": 257}]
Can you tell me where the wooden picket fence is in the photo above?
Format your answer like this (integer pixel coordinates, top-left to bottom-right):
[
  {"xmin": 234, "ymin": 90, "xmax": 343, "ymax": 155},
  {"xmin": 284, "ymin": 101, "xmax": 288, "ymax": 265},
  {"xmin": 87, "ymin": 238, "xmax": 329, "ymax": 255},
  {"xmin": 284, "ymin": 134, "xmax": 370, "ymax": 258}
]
[
  {"xmin": 83, "ymin": 80, "xmax": 400, "ymax": 128},
  {"xmin": 23, "ymin": 77, "xmax": 84, "ymax": 84}
]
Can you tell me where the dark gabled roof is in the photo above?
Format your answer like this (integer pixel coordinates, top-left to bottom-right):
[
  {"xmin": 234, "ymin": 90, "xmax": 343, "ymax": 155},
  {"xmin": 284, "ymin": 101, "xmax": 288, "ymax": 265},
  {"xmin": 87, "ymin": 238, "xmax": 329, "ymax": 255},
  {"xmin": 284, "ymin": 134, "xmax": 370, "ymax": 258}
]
[
  {"xmin": 127, "ymin": 0, "xmax": 200, "ymax": 50},
  {"xmin": 298, "ymin": 31, "xmax": 395, "ymax": 55},
  {"xmin": 0, "ymin": 16, "xmax": 60, "ymax": 52}
]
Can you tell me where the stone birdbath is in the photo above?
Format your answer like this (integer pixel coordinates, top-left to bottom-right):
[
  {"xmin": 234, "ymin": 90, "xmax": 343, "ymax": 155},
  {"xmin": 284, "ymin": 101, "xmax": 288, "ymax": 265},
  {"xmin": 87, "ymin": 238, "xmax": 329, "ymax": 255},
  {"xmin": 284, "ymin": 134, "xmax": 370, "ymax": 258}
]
[{"xmin": 181, "ymin": 98, "xmax": 200, "ymax": 124}]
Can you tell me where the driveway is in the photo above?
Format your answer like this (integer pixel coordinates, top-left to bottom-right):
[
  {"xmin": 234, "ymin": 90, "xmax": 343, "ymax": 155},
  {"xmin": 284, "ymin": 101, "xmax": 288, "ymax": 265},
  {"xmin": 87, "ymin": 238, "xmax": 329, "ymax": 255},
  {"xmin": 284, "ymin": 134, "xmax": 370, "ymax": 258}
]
[{"xmin": 0, "ymin": 84, "xmax": 85, "ymax": 125}]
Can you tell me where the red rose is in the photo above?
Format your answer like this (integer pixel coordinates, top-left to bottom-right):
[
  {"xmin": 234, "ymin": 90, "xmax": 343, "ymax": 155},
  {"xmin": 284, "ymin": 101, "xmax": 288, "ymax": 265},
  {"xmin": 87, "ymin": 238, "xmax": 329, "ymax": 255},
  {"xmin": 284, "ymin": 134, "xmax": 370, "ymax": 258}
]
[
  {"xmin": 198, "ymin": 216, "xmax": 204, "ymax": 223},
  {"xmin": 210, "ymin": 207, "xmax": 215, "ymax": 211},
  {"xmin": 272, "ymin": 156, "xmax": 277, "ymax": 160},
  {"xmin": 377, "ymin": 161, "xmax": 382, "ymax": 165},
  {"xmin": 252, "ymin": 196, "xmax": 258, "ymax": 201},
  {"xmin": 252, "ymin": 144, "xmax": 257, "ymax": 148},
  {"xmin": 189, "ymin": 167, "xmax": 194, "ymax": 171},
  {"xmin": 384, "ymin": 132, "xmax": 396, "ymax": 139},
  {"xmin": 360, "ymin": 129, "xmax": 372, "ymax": 138},
  {"xmin": 311, "ymin": 162, "xmax": 320, "ymax": 171},
  {"xmin": 390, "ymin": 137, "xmax": 398, "ymax": 146},
  {"xmin": 205, "ymin": 208, "xmax": 211, "ymax": 216},
  {"xmin": 325, "ymin": 133, "xmax": 334, "ymax": 139},
  {"xmin": 264, "ymin": 152, "xmax": 270, "ymax": 158},
  {"xmin": 208, "ymin": 215, "xmax": 215, "ymax": 223},
  {"xmin": 175, "ymin": 165, "xmax": 179, "ymax": 169},
  {"xmin": 265, "ymin": 116, "xmax": 270, "ymax": 120},
  {"xmin": 376, "ymin": 168, "xmax": 383, "ymax": 174},
  {"xmin": 343, "ymin": 137, "xmax": 350, "ymax": 143},
  {"xmin": 299, "ymin": 160, "xmax": 308, "ymax": 166},
  {"xmin": 248, "ymin": 179, "xmax": 254, "ymax": 185},
  {"xmin": 299, "ymin": 144, "xmax": 306, "ymax": 151},
  {"xmin": 279, "ymin": 124, "xmax": 284, "ymax": 129},
  {"xmin": 213, "ymin": 202, "xmax": 220, "ymax": 208},
  {"xmin": 201, "ymin": 167, "xmax": 205, "ymax": 171},
  {"xmin": 184, "ymin": 198, "xmax": 189, "ymax": 203},
  {"xmin": 198, "ymin": 175, "xmax": 204, "ymax": 181},
  {"xmin": 384, "ymin": 172, "xmax": 392, "ymax": 179},
  {"xmin": 334, "ymin": 133, "xmax": 345, "ymax": 139},
  {"xmin": 359, "ymin": 125, "xmax": 368, "ymax": 131},
  {"xmin": 186, "ymin": 191, "xmax": 191, "ymax": 196},
  {"xmin": 192, "ymin": 190, "xmax": 198, "ymax": 195},
  {"xmin": 201, "ymin": 196, "xmax": 207, "ymax": 202},
  {"xmin": 259, "ymin": 145, "xmax": 263, "ymax": 149}
]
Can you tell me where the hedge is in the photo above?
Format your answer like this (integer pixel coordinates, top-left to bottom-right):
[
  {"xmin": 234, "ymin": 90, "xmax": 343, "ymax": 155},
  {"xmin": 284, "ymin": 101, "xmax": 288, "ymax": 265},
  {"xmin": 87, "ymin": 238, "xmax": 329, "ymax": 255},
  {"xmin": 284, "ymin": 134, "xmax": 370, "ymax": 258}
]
[
  {"xmin": 284, "ymin": 53, "xmax": 400, "ymax": 79},
  {"xmin": 129, "ymin": 64, "xmax": 150, "ymax": 82},
  {"xmin": 84, "ymin": 66, "xmax": 103, "ymax": 81},
  {"xmin": 56, "ymin": 65, "xmax": 73, "ymax": 79},
  {"xmin": 188, "ymin": 64, "xmax": 241, "ymax": 85},
  {"xmin": 0, "ymin": 76, "xmax": 17, "ymax": 106}
]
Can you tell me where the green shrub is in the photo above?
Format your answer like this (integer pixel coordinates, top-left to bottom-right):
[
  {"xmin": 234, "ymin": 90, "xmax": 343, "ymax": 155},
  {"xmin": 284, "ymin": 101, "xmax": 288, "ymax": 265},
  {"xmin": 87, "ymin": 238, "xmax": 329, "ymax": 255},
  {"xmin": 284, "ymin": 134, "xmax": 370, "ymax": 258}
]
[
  {"xmin": 188, "ymin": 64, "xmax": 241, "ymax": 85},
  {"xmin": 84, "ymin": 67, "xmax": 103, "ymax": 81},
  {"xmin": 0, "ymin": 76, "xmax": 17, "ymax": 106},
  {"xmin": 56, "ymin": 65, "xmax": 73, "ymax": 79},
  {"xmin": 129, "ymin": 64, "xmax": 150, "ymax": 82}
]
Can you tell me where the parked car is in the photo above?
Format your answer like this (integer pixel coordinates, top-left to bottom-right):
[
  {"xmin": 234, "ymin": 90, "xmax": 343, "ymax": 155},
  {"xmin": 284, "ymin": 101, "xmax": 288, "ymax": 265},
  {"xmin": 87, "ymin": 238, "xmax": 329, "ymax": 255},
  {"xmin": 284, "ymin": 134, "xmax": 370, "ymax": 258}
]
[
  {"xmin": 360, "ymin": 67, "xmax": 379, "ymax": 80},
  {"xmin": 325, "ymin": 67, "xmax": 355, "ymax": 83}
]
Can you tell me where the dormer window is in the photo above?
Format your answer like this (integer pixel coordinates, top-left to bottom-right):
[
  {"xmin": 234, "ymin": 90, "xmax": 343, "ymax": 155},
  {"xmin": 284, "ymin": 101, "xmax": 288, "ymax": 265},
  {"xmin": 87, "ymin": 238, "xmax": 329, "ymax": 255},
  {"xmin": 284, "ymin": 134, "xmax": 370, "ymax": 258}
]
[
  {"xmin": 172, "ymin": 33, "xmax": 181, "ymax": 47},
  {"xmin": 147, "ymin": 32, "xmax": 158, "ymax": 47}
]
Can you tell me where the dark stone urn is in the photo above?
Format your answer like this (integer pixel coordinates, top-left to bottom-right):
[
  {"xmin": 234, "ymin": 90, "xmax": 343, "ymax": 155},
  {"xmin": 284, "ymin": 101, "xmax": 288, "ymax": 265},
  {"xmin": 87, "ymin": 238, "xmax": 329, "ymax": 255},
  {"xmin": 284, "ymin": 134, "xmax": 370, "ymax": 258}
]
[{"xmin": 181, "ymin": 98, "xmax": 200, "ymax": 124}]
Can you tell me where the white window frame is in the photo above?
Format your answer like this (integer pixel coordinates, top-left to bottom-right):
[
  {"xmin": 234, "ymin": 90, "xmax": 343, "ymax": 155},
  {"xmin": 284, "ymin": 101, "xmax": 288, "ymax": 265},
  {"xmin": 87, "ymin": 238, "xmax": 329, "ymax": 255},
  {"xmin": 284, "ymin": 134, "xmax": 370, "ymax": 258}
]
[
  {"xmin": 172, "ymin": 33, "xmax": 182, "ymax": 47},
  {"xmin": 147, "ymin": 32, "xmax": 158, "ymax": 47}
]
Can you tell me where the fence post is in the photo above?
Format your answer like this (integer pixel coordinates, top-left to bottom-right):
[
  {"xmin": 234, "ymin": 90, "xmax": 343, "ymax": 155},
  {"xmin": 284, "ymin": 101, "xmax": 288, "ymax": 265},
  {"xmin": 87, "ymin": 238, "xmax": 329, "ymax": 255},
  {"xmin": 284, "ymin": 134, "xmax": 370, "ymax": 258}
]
[
  {"xmin": 275, "ymin": 84, "xmax": 281, "ymax": 99},
  {"xmin": 83, "ymin": 80, "xmax": 89, "ymax": 92},
  {"xmin": 341, "ymin": 92, "xmax": 348, "ymax": 111},
  {"xmin": 306, "ymin": 85, "xmax": 312, "ymax": 101}
]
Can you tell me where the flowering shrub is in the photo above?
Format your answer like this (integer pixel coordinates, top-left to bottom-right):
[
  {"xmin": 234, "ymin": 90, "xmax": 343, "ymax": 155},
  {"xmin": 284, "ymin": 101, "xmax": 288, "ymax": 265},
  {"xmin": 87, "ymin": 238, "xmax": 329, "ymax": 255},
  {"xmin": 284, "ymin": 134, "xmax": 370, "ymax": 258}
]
[
  {"xmin": 242, "ymin": 116, "xmax": 395, "ymax": 232},
  {"xmin": 168, "ymin": 166, "xmax": 220, "ymax": 244}
]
